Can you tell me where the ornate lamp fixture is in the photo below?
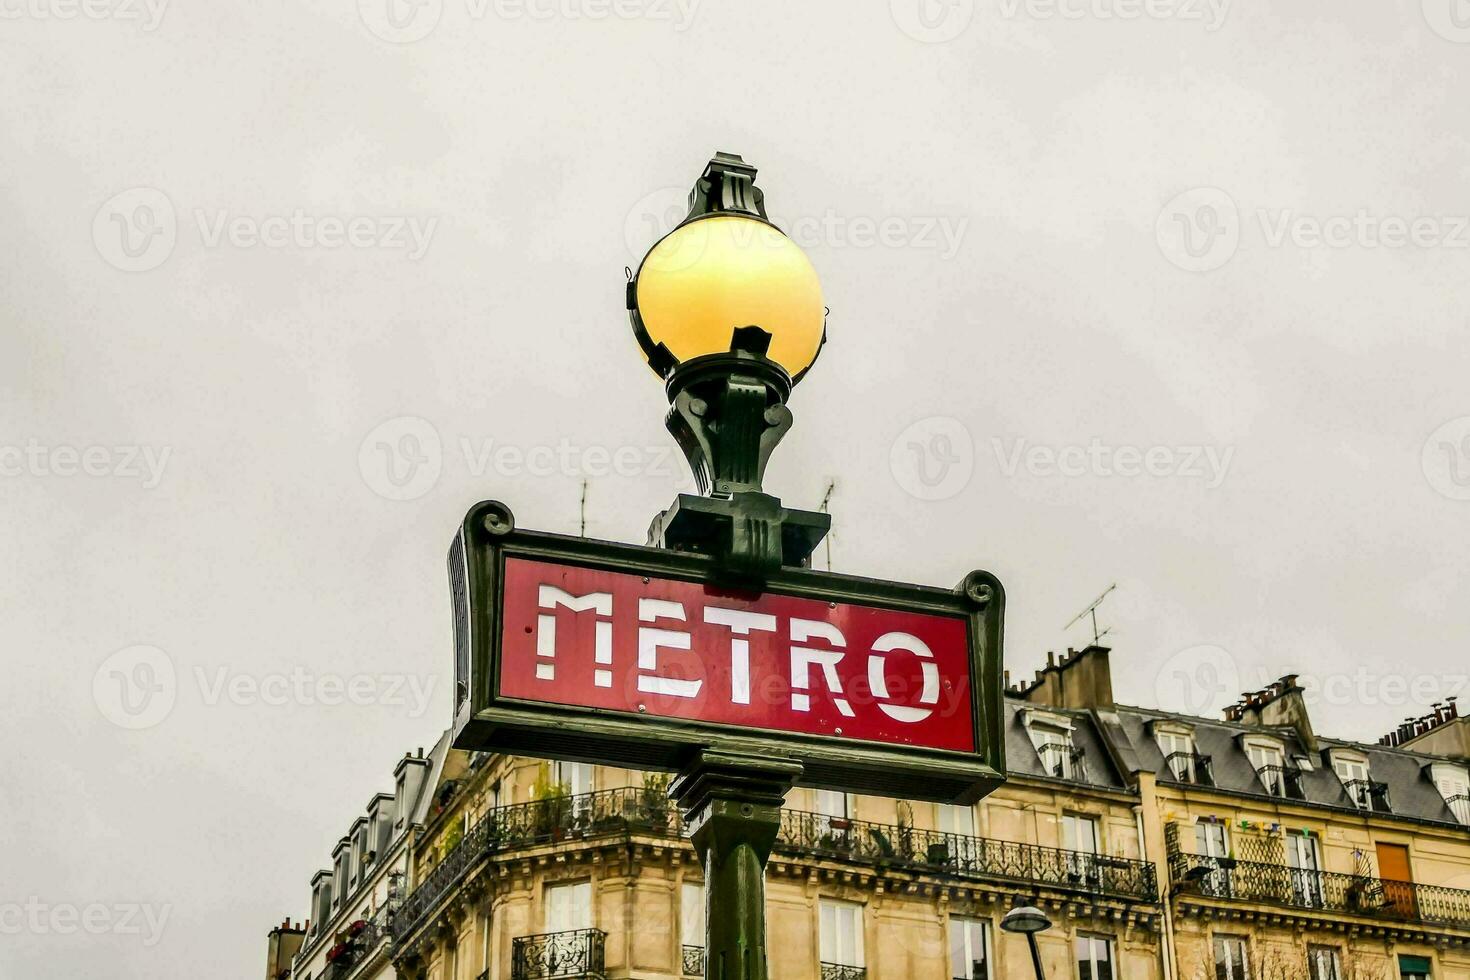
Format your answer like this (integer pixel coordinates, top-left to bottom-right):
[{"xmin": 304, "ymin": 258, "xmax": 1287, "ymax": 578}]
[{"xmin": 627, "ymin": 152, "xmax": 830, "ymax": 580}]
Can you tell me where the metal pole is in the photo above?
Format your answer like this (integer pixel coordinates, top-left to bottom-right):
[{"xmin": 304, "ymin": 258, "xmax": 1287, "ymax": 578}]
[
  {"xmin": 669, "ymin": 750, "xmax": 803, "ymax": 980},
  {"xmin": 1026, "ymin": 933, "xmax": 1046, "ymax": 980}
]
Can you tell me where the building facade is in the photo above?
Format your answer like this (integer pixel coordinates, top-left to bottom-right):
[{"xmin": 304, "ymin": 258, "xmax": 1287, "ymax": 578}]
[{"xmin": 271, "ymin": 647, "xmax": 1470, "ymax": 980}]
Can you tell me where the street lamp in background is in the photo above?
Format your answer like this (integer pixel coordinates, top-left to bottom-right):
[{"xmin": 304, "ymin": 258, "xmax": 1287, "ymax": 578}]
[
  {"xmin": 1001, "ymin": 905, "xmax": 1053, "ymax": 980},
  {"xmin": 628, "ymin": 151, "xmax": 830, "ymax": 580}
]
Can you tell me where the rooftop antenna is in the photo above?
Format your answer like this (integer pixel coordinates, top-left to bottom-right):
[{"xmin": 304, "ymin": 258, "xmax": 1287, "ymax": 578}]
[
  {"xmin": 1065, "ymin": 583, "xmax": 1117, "ymax": 646},
  {"xmin": 579, "ymin": 478, "xmax": 589, "ymax": 537},
  {"xmin": 817, "ymin": 479, "xmax": 836, "ymax": 571}
]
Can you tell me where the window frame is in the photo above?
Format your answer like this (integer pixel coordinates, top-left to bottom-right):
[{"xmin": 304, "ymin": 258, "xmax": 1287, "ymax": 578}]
[
  {"xmin": 1213, "ymin": 934, "xmax": 1250, "ymax": 980},
  {"xmin": 949, "ymin": 915, "xmax": 991, "ymax": 980},
  {"xmin": 1075, "ymin": 932, "xmax": 1114, "ymax": 980},
  {"xmin": 818, "ymin": 899, "xmax": 865, "ymax": 969}
]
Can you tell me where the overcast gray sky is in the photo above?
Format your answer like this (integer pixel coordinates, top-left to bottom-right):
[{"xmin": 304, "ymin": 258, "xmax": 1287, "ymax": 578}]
[{"xmin": 3, "ymin": 0, "xmax": 1469, "ymax": 975}]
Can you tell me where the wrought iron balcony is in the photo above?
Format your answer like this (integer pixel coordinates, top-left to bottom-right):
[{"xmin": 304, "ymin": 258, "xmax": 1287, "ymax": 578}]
[
  {"xmin": 1254, "ymin": 765, "xmax": 1306, "ymax": 800},
  {"xmin": 1034, "ymin": 742, "xmax": 1087, "ymax": 781},
  {"xmin": 512, "ymin": 928, "xmax": 607, "ymax": 980},
  {"xmin": 820, "ymin": 963, "xmax": 866, "ymax": 980},
  {"xmin": 1173, "ymin": 854, "xmax": 1470, "ymax": 930},
  {"xmin": 393, "ymin": 787, "xmax": 680, "ymax": 941},
  {"xmin": 320, "ymin": 907, "xmax": 390, "ymax": 980},
  {"xmin": 1343, "ymin": 779, "xmax": 1392, "ymax": 812},
  {"xmin": 1162, "ymin": 752, "xmax": 1214, "ymax": 786},
  {"xmin": 681, "ymin": 945, "xmax": 704, "ymax": 977},
  {"xmin": 778, "ymin": 809, "xmax": 1157, "ymax": 901},
  {"xmin": 1446, "ymin": 794, "xmax": 1470, "ymax": 824}
]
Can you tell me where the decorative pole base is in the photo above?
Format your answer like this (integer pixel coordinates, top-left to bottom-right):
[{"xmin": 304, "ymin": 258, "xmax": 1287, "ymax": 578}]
[{"xmin": 670, "ymin": 751, "xmax": 803, "ymax": 980}]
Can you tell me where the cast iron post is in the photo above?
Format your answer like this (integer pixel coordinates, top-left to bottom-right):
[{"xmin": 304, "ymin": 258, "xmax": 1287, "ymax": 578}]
[{"xmin": 669, "ymin": 751, "xmax": 803, "ymax": 980}]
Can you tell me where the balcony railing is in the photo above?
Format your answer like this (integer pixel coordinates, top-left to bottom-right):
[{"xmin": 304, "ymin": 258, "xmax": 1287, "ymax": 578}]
[
  {"xmin": 1173, "ymin": 854, "xmax": 1470, "ymax": 930},
  {"xmin": 392, "ymin": 787, "xmax": 680, "ymax": 941},
  {"xmin": 1255, "ymin": 765, "xmax": 1306, "ymax": 800},
  {"xmin": 1162, "ymin": 752, "xmax": 1214, "ymax": 786},
  {"xmin": 1343, "ymin": 779, "xmax": 1392, "ymax": 812},
  {"xmin": 681, "ymin": 945, "xmax": 704, "ymax": 977},
  {"xmin": 394, "ymin": 788, "xmax": 1161, "ymax": 944},
  {"xmin": 820, "ymin": 964, "xmax": 867, "ymax": 980},
  {"xmin": 1034, "ymin": 742, "xmax": 1088, "ymax": 781},
  {"xmin": 778, "ymin": 809, "xmax": 1157, "ymax": 901},
  {"xmin": 1446, "ymin": 794, "xmax": 1470, "ymax": 824},
  {"xmin": 512, "ymin": 929, "xmax": 607, "ymax": 980},
  {"xmin": 321, "ymin": 906, "xmax": 390, "ymax": 980}
]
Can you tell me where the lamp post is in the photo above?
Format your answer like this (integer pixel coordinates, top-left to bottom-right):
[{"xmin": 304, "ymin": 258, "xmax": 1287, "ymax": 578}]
[
  {"xmin": 1000, "ymin": 905, "xmax": 1053, "ymax": 980},
  {"xmin": 628, "ymin": 151, "xmax": 830, "ymax": 581},
  {"xmin": 629, "ymin": 152, "xmax": 828, "ymax": 980}
]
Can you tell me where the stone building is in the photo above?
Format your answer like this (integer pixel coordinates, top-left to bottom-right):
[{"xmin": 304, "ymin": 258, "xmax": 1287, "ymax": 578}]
[{"xmin": 272, "ymin": 646, "xmax": 1470, "ymax": 980}]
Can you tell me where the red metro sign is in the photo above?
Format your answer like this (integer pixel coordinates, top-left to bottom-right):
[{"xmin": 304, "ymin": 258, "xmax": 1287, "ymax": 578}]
[{"xmin": 450, "ymin": 501, "xmax": 1005, "ymax": 803}]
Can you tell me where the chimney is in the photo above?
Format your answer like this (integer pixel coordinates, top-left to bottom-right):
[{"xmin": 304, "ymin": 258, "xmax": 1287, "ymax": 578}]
[
  {"xmin": 1012, "ymin": 644, "xmax": 1114, "ymax": 710},
  {"xmin": 1223, "ymin": 674, "xmax": 1317, "ymax": 753},
  {"xmin": 265, "ymin": 918, "xmax": 306, "ymax": 980},
  {"xmin": 1379, "ymin": 697, "xmax": 1469, "ymax": 759}
]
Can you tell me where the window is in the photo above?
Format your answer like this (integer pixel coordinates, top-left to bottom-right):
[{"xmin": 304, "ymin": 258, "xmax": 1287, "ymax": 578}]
[
  {"xmin": 1285, "ymin": 834, "xmax": 1323, "ymax": 907},
  {"xmin": 819, "ymin": 900, "xmax": 864, "ymax": 969},
  {"xmin": 553, "ymin": 762, "xmax": 595, "ymax": 798},
  {"xmin": 1196, "ymin": 821, "xmax": 1228, "ymax": 857},
  {"xmin": 332, "ymin": 848, "xmax": 351, "ymax": 911},
  {"xmin": 1034, "ymin": 725, "xmax": 1076, "ymax": 779},
  {"xmin": 545, "ymin": 881, "xmax": 592, "ymax": 933},
  {"xmin": 394, "ymin": 772, "xmax": 408, "ymax": 827},
  {"xmin": 949, "ymin": 917, "xmax": 990, "ymax": 980},
  {"xmin": 1246, "ymin": 741, "xmax": 1287, "ymax": 796},
  {"xmin": 815, "ymin": 790, "xmax": 853, "ymax": 838},
  {"xmin": 1214, "ymin": 935, "xmax": 1249, "ymax": 980},
  {"xmin": 1332, "ymin": 753, "xmax": 1371, "ymax": 807},
  {"xmin": 1399, "ymin": 955, "xmax": 1431, "ymax": 980},
  {"xmin": 352, "ymin": 822, "xmax": 370, "ymax": 880},
  {"xmin": 1431, "ymin": 764, "xmax": 1470, "ymax": 824},
  {"xmin": 681, "ymin": 880, "xmax": 705, "ymax": 964},
  {"xmin": 1075, "ymin": 933, "xmax": 1113, "ymax": 980},
  {"xmin": 1309, "ymin": 946, "xmax": 1342, "ymax": 980},
  {"xmin": 1157, "ymin": 729, "xmax": 1197, "ymax": 781},
  {"xmin": 938, "ymin": 804, "xmax": 975, "ymax": 837}
]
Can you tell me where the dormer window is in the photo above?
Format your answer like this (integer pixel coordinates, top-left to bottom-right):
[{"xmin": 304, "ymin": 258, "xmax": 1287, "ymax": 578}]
[
  {"xmin": 351, "ymin": 819, "xmax": 370, "ymax": 881},
  {"xmin": 1328, "ymin": 750, "xmax": 1384, "ymax": 810},
  {"xmin": 1244, "ymin": 738, "xmax": 1301, "ymax": 799},
  {"xmin": 1430, "ymin": 763, "xmax": 1470, "ymax": 824},
  {"xmin": 1023, "ymin": 709, "xmax": 1082, "ymax": 781},
  {"xmin": 1153, "ymin": 723, "xmax": 1210, "ymax": 785},
  {"xmin": 331, "ymin": 841, "xmax": 352, "ymax": 911}
]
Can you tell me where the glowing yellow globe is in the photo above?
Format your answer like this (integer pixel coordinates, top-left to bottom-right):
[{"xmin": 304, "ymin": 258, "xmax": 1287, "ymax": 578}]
[{"xmin": 634, "ymin": 214, "xmax": 825, "ymax": 380}]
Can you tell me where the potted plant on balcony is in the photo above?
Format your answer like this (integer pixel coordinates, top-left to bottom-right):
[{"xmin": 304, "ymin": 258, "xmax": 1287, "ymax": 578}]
[
  {"xmin": 530, "ymin": 764, "xmax": 573, "ymax": 841},
  {"xmin": 632, "ymin": 772, "xmax": 670, "ymax": 833}
]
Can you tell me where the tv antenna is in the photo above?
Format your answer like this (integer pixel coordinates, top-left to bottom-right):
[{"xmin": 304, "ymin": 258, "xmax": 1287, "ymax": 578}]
[{"xmin": 1065, "ymin": 583, "xmax": 1117, "ymax": 646}]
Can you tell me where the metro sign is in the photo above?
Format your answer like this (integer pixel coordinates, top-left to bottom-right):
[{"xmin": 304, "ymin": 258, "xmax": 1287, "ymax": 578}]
[{"xmin": 450, "ymin": 501, "xmax": 1005, "ymax": 803}]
